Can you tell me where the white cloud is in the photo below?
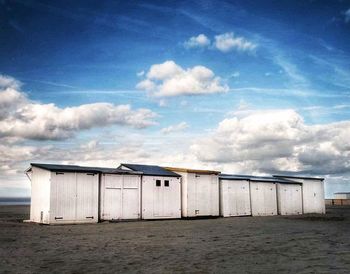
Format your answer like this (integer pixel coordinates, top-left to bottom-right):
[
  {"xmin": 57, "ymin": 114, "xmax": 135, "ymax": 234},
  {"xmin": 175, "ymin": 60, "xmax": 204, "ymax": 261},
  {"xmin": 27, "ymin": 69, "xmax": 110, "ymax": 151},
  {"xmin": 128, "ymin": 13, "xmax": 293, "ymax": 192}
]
[
  {"xmin": 214, "ymin": 32, "xmax": 257, "ymax": 53},
  {"xmin": 161, "ymin": 122, "xmax": 189, "ymax": 134},
  {"xmin": 137, "ymin": 70, "xmax": 145, "ymax": 77},
  {"xmin": 345, "ymin": 8, "xmax": 350, "ymax": 23},
  {"xmin": 136, "ymin": 60, "xmax": 229, "ymax": 97},
  {"xmin": 191, "ymin": 109, "xmax": 350, "ymax": 175},
  {"xmin": 184, "ymin": 34, "xmax": 210, "ymax": 49},
  {"xmin": 0, "ymin": 75, "xmax": 157, "ymax": 140}
]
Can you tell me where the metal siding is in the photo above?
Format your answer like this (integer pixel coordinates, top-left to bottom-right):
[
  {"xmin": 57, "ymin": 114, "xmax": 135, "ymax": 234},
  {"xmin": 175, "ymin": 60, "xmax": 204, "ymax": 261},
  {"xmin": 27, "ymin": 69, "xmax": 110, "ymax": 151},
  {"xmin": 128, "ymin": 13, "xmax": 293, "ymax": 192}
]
[
  {"xmin": 277, "ymin": 184, "xmax": 302, "ymax": 215},
  {"xmin": 250, "ymin": 182, "xmax": 278, "ymax": 216},
  {"xmin": 220, "ymin": 179, "xmax": 251, "ymax": 217},
  {"xmin": 141, "ymin": 176, "xmax": 181, "ymax": 219}
]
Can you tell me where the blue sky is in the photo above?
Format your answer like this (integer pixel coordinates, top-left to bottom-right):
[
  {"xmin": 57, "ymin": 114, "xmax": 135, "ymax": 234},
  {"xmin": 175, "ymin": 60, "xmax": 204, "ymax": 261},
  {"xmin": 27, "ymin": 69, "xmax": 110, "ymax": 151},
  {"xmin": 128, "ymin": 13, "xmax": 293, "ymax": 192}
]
[{"xmin": 1, "ymin": 0, "xmax": 350, "ymax": 198}]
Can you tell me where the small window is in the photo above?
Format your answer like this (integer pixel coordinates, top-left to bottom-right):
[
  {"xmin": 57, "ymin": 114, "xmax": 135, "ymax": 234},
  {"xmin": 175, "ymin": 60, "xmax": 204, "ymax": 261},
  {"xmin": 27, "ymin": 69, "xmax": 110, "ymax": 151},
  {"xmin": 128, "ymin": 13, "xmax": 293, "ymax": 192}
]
[
  {"xmin": 164, "ymin": 180, "xmax": 169, "ymax": 187},
  {"xmin": 156, "ymin": 180, "xmax": 161, "ymax": 187}
]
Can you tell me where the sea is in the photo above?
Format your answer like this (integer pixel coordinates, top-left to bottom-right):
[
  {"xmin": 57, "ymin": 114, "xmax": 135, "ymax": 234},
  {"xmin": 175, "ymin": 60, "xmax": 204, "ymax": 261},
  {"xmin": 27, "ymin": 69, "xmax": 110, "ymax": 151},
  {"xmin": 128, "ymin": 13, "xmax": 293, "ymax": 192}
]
[{"xmin": 0, "ymin": 197, "xmax": 31, "ymax": 205}]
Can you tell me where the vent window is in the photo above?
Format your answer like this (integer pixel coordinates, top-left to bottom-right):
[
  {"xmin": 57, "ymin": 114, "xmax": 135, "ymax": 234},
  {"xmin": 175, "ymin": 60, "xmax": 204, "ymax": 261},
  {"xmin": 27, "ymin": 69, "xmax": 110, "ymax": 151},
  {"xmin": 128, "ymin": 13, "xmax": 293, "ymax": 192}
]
[
  {"xmin": 156, "ymin": 180, "xmax": 161, "ymax": 187},
  {"xmin": 164, "ymin": 180, "xmax": 169, "ymax": 187}
]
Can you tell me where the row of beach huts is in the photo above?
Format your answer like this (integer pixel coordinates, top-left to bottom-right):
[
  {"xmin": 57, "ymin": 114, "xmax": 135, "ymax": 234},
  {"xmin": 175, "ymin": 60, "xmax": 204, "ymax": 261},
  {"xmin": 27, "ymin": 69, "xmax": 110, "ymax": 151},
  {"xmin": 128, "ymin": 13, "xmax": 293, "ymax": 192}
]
[{"xmin": 25, "ymin": 163, "xmax": 326, "ymax": 224}]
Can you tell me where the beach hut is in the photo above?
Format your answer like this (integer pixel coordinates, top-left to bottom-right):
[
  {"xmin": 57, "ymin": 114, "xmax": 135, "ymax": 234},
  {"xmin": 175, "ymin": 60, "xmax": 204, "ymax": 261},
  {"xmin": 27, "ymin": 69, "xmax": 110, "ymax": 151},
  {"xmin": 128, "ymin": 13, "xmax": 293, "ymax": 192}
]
[
  {"xmin": 218, "ymin": 175, "xmax": 251, "ymax": 217},
  {"xmin": 118, "ymin": 164, "xmax": 182, "ymax": 219},
  {"xmin": 274, "ymin": 175, "xmax": 325, "ymax": 214},
  {"xmin": 164, "ymin": 167, "xmax": 220, "ymax": 217},
  {"xmin": 99, "ymin": 168, "xmax": 142, "ymax": 221},
  {"xmin": 26, "ymin": 163, "xmax": 100, "ymax": 224}
]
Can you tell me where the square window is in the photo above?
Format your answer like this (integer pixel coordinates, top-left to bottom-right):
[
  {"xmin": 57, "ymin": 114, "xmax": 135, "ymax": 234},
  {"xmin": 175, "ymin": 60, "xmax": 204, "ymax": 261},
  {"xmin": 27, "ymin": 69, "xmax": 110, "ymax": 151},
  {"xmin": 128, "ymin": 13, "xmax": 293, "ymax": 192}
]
[
  {"xmin": 164, "ymin": 180, "xmax": 169, "ymax": 187},
  {"xmin": 156, "ymin": 180, "xmax": 161, "ymax": 187}
]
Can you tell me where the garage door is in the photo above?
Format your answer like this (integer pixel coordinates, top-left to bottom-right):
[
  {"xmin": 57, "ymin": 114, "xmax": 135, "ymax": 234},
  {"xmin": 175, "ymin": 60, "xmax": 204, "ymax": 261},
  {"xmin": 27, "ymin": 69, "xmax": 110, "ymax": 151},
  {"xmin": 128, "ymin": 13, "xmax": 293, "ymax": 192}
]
[
  {"xmin": 101, "ymin": 174, "xmax": 140, "ymax": 220},
  {"xmin": 51, "ymin": 172, "xmax": 98, "ymax": 223}
]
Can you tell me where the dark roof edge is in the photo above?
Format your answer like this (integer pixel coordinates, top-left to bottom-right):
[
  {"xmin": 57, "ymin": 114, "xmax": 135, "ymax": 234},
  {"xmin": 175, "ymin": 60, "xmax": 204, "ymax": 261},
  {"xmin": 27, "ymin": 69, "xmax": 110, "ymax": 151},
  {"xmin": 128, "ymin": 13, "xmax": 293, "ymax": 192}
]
[{"xmin": 273, "ymin": 175, "xmax": 324, "ymax": 181}]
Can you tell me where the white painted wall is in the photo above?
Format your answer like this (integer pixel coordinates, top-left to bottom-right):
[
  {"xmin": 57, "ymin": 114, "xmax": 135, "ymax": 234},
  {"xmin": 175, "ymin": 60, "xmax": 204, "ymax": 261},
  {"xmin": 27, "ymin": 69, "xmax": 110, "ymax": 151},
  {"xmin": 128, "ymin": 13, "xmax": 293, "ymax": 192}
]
[
  {"xmin": 182, "ymin": 172, "xmax": 219, "ymax": 217},
  {"xmin": 277, "ymin": 184, "xmax": 302, "ymax": 215},
  {"xmin": 100, "ymin": 174, "xmax": 141, "ymax": 220},
  {"xmin": 142, "ymin": 176, "xmax": 181, "ymax": 219},
  {"xmin": 29, "ymin": 167, "xmax": 51, "ymax": 223},
  {"xmin": 50, "ymin": 172, "xmax": 99, "ymax": 224},
  {"xmin": 250, "ymin": 182, "xmax": 277, "ymax": 216},
  {"xmin": 219, "ymin": 179, "xmax": 251, "ymax": 217},
  {"xmin": 302, "ymin": 179, "xmax": 325, "ymax": 214}
]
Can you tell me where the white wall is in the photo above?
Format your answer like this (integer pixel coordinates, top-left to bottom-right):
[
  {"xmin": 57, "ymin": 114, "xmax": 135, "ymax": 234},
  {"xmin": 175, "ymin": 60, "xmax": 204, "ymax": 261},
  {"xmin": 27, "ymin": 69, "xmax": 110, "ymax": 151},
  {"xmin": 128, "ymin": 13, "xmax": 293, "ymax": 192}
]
[
  {"xmin": 29, "ymin": 167, "xmax": 51, "ymax": 223},
  {"xmin": 277, "ymin": 184, "xmax": 302, "ymax": 215},
  {"xmin": 50, "ymin": 172, "xmax": 99, "ymax": 224},
  {"xmin": 100, "ymin": 174, "xmax": 141, "ymax": 220},
  {"xmin": 220, "ymin": 179, "xmax": 251, "ymax": 217},
  {"xmin": 142, "ymin": 176, "xmax": 181, "ymax": 219},
  {"xmin": 250, "ymin": 182, "xmax": 277, "ymax": 216},
  {"xmin": 182, "ymin": 172, "xmax": 219, "ymax": 217},
  {"xmin": 302, "ymin": 179, "xmax": 325, "ymax": 214}
]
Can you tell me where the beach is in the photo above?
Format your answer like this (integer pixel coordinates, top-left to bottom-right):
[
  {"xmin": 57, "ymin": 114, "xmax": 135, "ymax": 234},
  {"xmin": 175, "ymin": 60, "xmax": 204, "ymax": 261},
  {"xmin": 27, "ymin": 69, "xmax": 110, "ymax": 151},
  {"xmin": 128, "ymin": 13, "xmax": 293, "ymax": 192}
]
[{"xmin": 0, "ymin": 205, "xmax": 349, "ymax": 273}]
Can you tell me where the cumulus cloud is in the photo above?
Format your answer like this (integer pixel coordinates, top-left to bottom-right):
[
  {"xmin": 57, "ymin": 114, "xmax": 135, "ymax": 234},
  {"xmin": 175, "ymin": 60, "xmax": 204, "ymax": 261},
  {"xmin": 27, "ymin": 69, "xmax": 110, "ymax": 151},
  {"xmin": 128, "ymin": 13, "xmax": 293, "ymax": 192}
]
[
  {"xmin": 0, "ymin": 75, "xmax": 157, "ymax": 140},
  {"xmin": 184, "ymin": 34, "xmax": 210, "ymax": 49},
  {"xmin": 161, "ymin": 122, "xmax": 189, "ymax": 134},
  {"xmin": 214, "ymin": 32, "xmax": 257, "ymax": 53},
  {"xmin": 191, "ymin": 109, "xmax": 350, "ymax": 175},
  {"xmin": 136, "ymin": 60, "xmax": 229, "ymax": 96}
]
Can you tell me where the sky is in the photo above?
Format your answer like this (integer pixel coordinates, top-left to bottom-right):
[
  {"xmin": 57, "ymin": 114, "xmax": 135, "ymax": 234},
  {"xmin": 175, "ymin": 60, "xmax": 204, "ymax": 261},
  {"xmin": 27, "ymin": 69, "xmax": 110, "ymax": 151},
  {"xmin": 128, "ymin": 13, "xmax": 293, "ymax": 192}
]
[{"xmin": 1, "ymin": 0, "xmax": 350, "ymax": 198}]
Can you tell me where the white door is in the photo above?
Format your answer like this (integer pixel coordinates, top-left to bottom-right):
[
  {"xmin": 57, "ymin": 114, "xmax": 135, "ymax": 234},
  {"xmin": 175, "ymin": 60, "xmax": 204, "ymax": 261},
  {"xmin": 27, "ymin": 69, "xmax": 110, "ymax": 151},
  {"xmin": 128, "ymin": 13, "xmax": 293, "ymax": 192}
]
[
  {"xmin": 122, "ymin": 175, "xmax": 140, "ymax": 219},
  {"xmin": 102, "ymin": 174, "xmax": 140, "ymax": 220},
  {"xmin": 52, "ymin": 172, "xmax": 77, "ymax": 221},
  {"xmin": 226, "ymin": 181, "xmax": 251, "ymax": 216},
  {"xmin": 76, "ymin": 173, "xmax": 98, "ymax": 221}
]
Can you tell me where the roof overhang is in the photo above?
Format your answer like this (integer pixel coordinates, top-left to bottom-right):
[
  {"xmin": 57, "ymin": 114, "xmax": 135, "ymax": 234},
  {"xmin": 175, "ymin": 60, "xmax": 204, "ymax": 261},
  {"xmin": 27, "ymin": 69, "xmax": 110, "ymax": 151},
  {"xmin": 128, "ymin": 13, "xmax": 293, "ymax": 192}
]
[{"xmin": 164, "ymin": 167, "xmax": 220, "ymax": 175}]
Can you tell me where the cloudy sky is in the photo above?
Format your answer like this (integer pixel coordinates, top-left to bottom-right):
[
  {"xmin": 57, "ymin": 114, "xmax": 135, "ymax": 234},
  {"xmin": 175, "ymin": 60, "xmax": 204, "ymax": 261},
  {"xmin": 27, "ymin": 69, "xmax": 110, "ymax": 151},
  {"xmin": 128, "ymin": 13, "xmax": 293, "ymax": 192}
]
[{"xmin": 1, "ymin": 0, "xmax": 350, "ymax": 198}]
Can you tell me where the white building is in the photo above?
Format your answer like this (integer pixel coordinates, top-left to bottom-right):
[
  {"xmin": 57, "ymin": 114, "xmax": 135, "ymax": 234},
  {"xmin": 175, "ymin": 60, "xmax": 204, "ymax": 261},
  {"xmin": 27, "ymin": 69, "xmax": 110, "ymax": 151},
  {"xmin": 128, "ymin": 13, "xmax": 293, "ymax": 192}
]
[
  {"xmin": 218, "ymin": 175, "xmax": 251, "ymax": 217},
  {"xmin": 164, "ymin": 167, "xmax": 220, "ymax": 217},
  {"xmin": 334, "ymin": 192, "xmax": 350, "ymax": 199},
  {"xmin": 26, "ymin": 163, "xmax": 101, "ymax": 224},
  {"xmin": 118, "ymin": 164, "xmax": 182, "ymax": 219},
  {"xmin": 274, "ymin": 175, "xmax": 325, "ymax": 214}
]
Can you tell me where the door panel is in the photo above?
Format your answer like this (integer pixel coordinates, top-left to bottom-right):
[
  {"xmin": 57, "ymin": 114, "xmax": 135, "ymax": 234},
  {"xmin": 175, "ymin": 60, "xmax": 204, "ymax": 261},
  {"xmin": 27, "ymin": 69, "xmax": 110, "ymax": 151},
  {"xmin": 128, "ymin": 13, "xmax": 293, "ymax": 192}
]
[
  {"xmin": 52, "ymin": 172, "xmax": 76, "ymax": 221},
  {"xmin": 104, "ymin": 188, "xmax": 122, "ymax": 219},
  {"xmin": 76, "ymin": 173, "xmax": 97, "ymax": 220}
]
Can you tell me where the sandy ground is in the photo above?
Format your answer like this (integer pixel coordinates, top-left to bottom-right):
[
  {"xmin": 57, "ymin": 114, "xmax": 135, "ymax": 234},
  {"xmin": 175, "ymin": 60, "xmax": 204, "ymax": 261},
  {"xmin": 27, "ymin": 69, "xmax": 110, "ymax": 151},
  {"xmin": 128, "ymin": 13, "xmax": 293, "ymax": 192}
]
[{"xmin": 0, "ymin": 206, "xmax": 349, "ymax": 273}]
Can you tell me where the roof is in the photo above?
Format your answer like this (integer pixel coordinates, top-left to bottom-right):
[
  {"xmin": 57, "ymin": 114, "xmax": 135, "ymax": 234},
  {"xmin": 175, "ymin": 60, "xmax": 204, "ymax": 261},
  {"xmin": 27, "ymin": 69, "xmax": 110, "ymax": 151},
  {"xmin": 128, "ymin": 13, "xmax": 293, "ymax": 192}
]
[
  {"xmin": 334, "ymin": 192, "xmax": 350, "ymax": 194},
  {"xmin": 219, "ymin": 174, "xmax": 300, "ymax": 184},
  {"xmin": 273, "ymin": 174, "xmax": 324, "ymax": 181},
  {"xmin": 119, "ymin": 163, "xmax": 180, "ymax": 177},
  {"xmin": 163, "ymin": 167, "xmax": 220, "ymax": 175},
  {"xmin": 28, "ymin": 163, "xmax": 141, "ymax": 175}
]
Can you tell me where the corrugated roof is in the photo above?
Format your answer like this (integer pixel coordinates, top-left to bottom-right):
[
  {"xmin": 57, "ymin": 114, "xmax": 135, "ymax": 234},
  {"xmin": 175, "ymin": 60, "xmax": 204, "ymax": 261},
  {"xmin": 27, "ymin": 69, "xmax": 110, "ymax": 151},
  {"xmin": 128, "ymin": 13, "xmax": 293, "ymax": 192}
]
[
  {"xmin": 163, "ymin": 167, "xmax": 220, "ymax": 175},
  {"xmin": 119, "ymin": 163, "xmax": 180, "ymax": 177},
  {"xmin": 29, "ymin": 163, "xmax": 141, "ymax": 175},
  {"xmin": 273, "ymin": 174, "xmax": 324, "ymax": 181},
  {"xmin": 220, "ymin": 174, "xmax": 300, "ymax": 184}
]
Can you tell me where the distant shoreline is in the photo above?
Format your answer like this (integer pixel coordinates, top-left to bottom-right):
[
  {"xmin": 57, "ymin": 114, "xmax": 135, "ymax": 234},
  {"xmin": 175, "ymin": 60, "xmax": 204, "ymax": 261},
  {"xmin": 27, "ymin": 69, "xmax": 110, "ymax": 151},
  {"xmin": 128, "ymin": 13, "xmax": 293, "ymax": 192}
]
[{"xmin": 0, "ymin": 197, "xmax": 31, "ymax": 205}]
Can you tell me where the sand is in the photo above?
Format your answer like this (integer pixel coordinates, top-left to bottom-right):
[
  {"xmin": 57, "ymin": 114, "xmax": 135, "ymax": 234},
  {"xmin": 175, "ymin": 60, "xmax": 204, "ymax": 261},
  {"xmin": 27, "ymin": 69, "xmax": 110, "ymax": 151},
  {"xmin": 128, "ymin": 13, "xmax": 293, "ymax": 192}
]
[{"xmin": 0, "ymin": 205, "xmax": 349, "ymax": 273}]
